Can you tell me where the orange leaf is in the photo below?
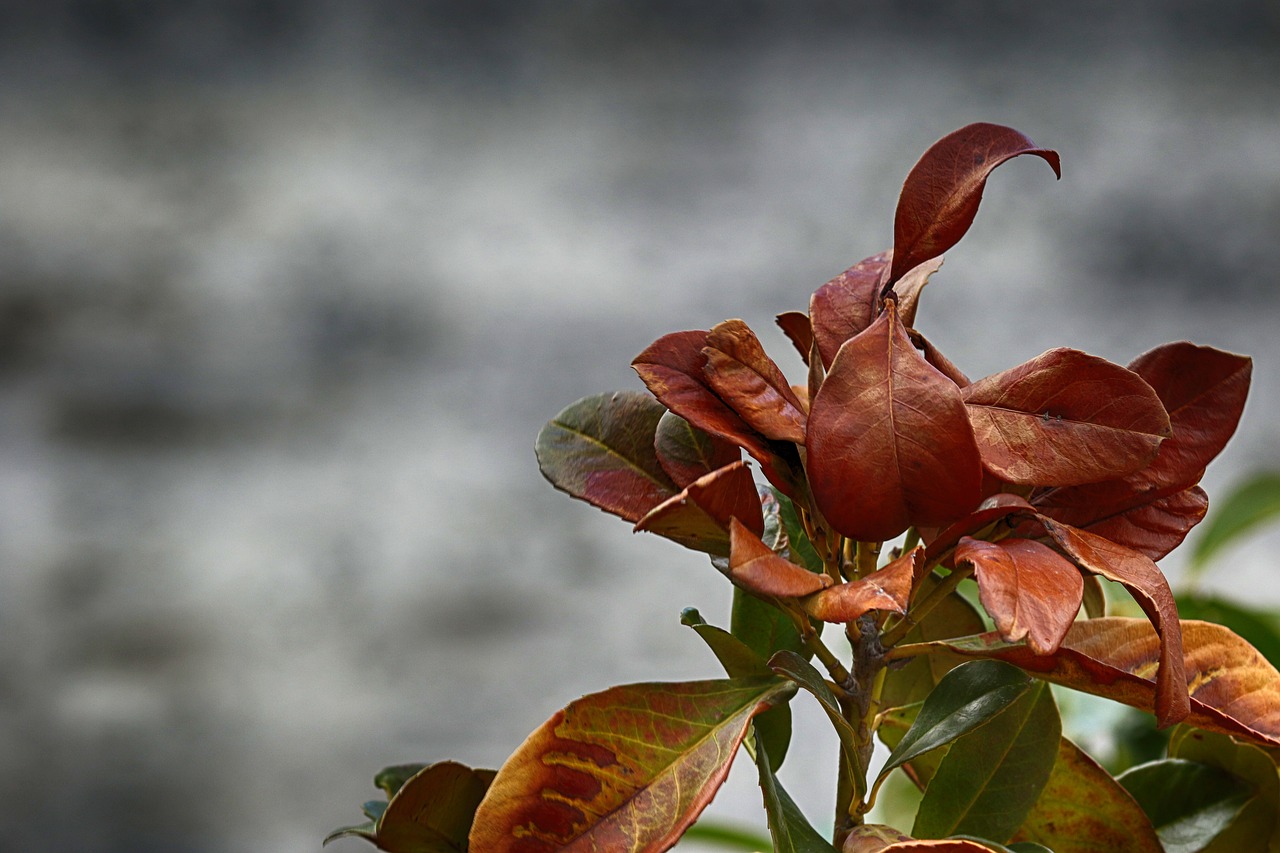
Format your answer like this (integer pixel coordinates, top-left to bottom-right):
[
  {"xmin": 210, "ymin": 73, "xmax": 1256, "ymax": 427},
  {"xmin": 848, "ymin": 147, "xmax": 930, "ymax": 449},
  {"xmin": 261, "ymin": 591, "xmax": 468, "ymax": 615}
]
[
  {"xmin": 728, "ymin": 517, "xmax": 831, "ymax": 598},
  {"xmin": 469, "ymin": 677, "xmax": 795, "ymax": 853},
  {"xmin": 956, "ymin": 537, "xmax": 1082, "ymax": 656},
  {"xmin": 634, "ymin": 461, "xmax": 763, "ymax": 556},
  {"xmin": 810, "ymin": 250, "xmax": 891, "ymax": 368},
  {"xmin": 807, "ymin": 301, "xmax": 982, "ymax": 542},
  {"xmin": 920, "ymin": 618, "xmax": 1280, "ymax": 748},
  {"xmin": 703, "ymin": 319, "xmax": 808, "ymax": 443},
  {"xmin": 803, "ymin": 547, "xmax": 921, "ymax": 623}
]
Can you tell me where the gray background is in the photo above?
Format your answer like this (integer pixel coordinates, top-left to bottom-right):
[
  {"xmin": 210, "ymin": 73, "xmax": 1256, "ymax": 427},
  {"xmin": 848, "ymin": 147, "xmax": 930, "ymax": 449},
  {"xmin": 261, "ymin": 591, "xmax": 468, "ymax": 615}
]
[{"xmin": 1, "ymin": 3, "xmax": 1278, "ymax": 850}]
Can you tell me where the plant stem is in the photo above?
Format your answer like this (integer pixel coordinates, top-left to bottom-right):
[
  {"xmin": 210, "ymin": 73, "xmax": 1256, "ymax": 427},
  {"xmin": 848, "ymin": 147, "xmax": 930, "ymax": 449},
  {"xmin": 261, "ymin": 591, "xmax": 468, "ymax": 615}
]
[{"xmin": 880, "ymin": 562, "xmax": 975, "ymax": 648}]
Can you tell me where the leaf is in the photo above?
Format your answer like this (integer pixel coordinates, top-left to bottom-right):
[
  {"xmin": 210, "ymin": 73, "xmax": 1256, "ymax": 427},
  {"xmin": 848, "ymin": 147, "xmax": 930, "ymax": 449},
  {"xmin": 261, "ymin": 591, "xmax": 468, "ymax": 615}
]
[
  {"xmin": 875, "ymin": 840, "xmax": 1015, "ymax": 852},
  {"xmin": 704, "ymin": 319, "xmax": 808, "ymax": 443},
  {"xmin": 375, "ymin": 764, "xmax": 430, "ymax": 798},
  {"xmin": 732, "ymin": 585, "xmax": 808, "ymax": 665},
  {"xmin": 634, "ymin": 460, "xmax": 763, "ymax": 556},
  {"xmin": 877, "ymin": 660, "xmax": 1031, "ymax": 787},
  {"xmin": 469, "ymin": 677, "xmax": 796, "ymax": 853},
  {"xmin": 807, "ymin": 300, "xmax": 983, "ymax": 542},
  {"xmin": 682, "ymin": 821, "xmax": 776, "ymax": 851},
  {"xmin": 777, "ymin": 490, "xmax": 824, "ymax": 573},
  {"xmin": 769, "ymin": 650, "xmax": 863, "ymax": 797},
  {"xmin": 950, "ymin": 838, "xmax": 1054, "ymax": 853},
  {"xmin": 1081, "ymin": 575, "xmax": 1106, "ymax": 619},
  {"xmin": 915, "ymin": 618, "xmax": 1280, "ymax": 748},
  {"xmin": 961, "ymin": 348, "xmax": 1170, "ymax": 487},
  {"xmin": 754, "ymin": 727, "xmax": 840, "ymax": 853},
  {"xmin": 877, "ymin": 702, "xmax": 947, "ymax": 789},
  {"xmin": 841, "ymin": 823, "xmax": 914, "ymax": 852},
  {"xmin": 1013, "ymin": 736, "xmax": 1162, "ymax": 853},
  {"xmin": 892, "ymin": 257, "xmax": 946, "ymax": 330},
  {"xmin": 1037, "ymin": 517, "xmax": 1187, "ymax": 727},
  {"xmin": 327, "ymin": 761, "xmax": 498, "ymax": 852},
  {"xmin": 654, "ymin": 410, "xmax": 741, "ymax": 488},
  {"xmin": 913, "ymin": 680, "xmax": 1060, "ymax": 842},
  {"xmin": 1176, "ymin": 594, "xmax": 1280, "ymax": 666},
  {"xmin": 1031, "ymin": 343, "xmax": 1251, "ymax": 560},
  {"xmin": 1117, "ymin": 759, "xmax": 1253, "ymax": 853},
  {"xmin": 776, "ymin": 311, "xmax": 815, "ymax": 365},
  {"xmin": 536, "ymin": 391, "xmax": 677, "ymax": 523},
  {"xmin": 888, "ymin": 122, "xmax": 1060, "ymax": 286},
  {"xmin": 1169, "ymin": 727, "xmax": 1280, "ymax": 852},
  {"xmin": 881, "ymin": 576, "xmax": 988, "ymax": 711},
  {"xmin": 1191, "ymin": 471, "xmax": 1280, "ymax": 570},
  {"xmin": 924, "ymin": 494, "xmax": 1036, "ymax": 567},
  {"xmin": 810, "ymin": 250, "xmax": 891, "ymax": 369},
  {"xmin": 730, "ymin": 518, "xmax": 833, "ymax": 598},
  {"xmin": 956, "ymin": 537, "xmax": 1083, "ymax": 656},
  {"xmin": 802, "ymin": 548, "xmax": 921, "ymax": 623}
]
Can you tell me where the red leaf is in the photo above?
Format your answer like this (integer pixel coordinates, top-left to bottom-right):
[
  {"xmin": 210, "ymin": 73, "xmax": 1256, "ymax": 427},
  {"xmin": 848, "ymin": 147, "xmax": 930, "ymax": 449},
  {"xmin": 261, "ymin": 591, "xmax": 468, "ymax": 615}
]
[
  {"xmin": 775, "ymin": 311, "xmax": 814, "ymax": 365},
  {"xmin": 653, "ymin": 411, "xmax": 741, "ymax": 489},
  {"xmin": 728, "ymin": 518, "xmax": 832, "ymax": 598},
  {"xmin": 962, "ymin": 348, "xmax": 1170, "ymax": 487},
  {"xmin": 1073, "ymin": 486, "xmax": 1208, "ymax": 562},
  {"xmin": 703, "ymin": 319, "xmax": 808, "ymax": 443},
  {"xmin": 1038, "ymin": 517, "xmax": 1188, "ymax": 727},
  {"xmin": 635, "ymin": 461, "xmax": 763, "ymax": 556},
  {"xmin": 810, "ymin": 250, "xmax": 891, "ymax": 368},
  {"xmin": 891, "ymin": 256, "xmax": 945, "ymax": 330},
  {"xmin": 909, "ymin": 331, "xmax": 971, "ymax": 387},
  {"xmin": 802, "ymin": 547, "xmax": 921, "ymax": 623},
  {"xmin": 1032, "ymin": 344, "xmax": 1251, "ymax": 558},
  {"xmin": 889, "ymin": 122, "xmax": 1061, "ymax": 285},
  {"xmin": 956, "ymin": 537, "xmax": 1083, "ymax": 656},
  {"xmin": 925, "ymin": 494, "xmax": 1035, "ymax": 562},
  {"xmin": 469, "ymin": 677, "xmax": 795, "ymax": 853},
  {"xmin": 807, "ymin": 301, "xmax": 983, "ymax": 542}
]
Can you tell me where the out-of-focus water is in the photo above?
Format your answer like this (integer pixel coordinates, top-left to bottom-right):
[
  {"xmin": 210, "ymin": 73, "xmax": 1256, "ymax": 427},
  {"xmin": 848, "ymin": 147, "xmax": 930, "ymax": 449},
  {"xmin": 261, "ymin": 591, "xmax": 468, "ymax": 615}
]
[{"xmin": 0, "ymin": 5, "xmax": 1278, "ymax": 851}]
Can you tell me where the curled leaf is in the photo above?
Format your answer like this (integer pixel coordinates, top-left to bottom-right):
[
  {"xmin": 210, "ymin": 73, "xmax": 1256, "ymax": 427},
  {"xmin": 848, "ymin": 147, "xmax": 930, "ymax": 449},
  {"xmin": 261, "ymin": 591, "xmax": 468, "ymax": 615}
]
[
  {"xmin": 810, "ymin": 251, "xmax": 891, "ymax": 368},
  {"xmin": 776, "ymin": 310, "xmax": 815, "ymax": 365},
  {"xmin": 634, "ymin": 460, "xmax": 763, "ymax": 556},
  {"xmin": 654, "ymin": 410, "xmax": 741, "ymax": 488},
  {"xmin": 704, "ymin": 319, "xmax": 808, "ymax": 443},
  {"xmin": 729, "ymin": 517, "xmax": 833, "ymax": 598},
  {"xmin": 889, "ymin": 122, "xmax": 1060, "ymax": 286},
  {"xmin": 802, "ymin": 547, "xmax": 921, "ymax": 623}
]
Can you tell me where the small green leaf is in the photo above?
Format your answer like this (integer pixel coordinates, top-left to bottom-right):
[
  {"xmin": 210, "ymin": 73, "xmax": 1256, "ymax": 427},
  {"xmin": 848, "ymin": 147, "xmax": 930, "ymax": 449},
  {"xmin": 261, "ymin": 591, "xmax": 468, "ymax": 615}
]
[
  {"xmin": 913, "ymin": 681, "xmax": 1060, "ymax": 842},
  {"xmin": 1118, "ymin": 759, "xmax": 1254, "ymax": 853},
  {"xmin": 776, "ymin": 490, "xmax": 824, "ymax": 573},
  {"xmin": 1191, "ymin": 472, "xmax": 1280, "ymax": 571},
  {"xmin": 877, "ymin": 660, "xmax": 1032, "ymax": 787},
  {"xmin": 731, "ymin": 586, "xmax": 808, "ymax": 663},
  {"xmin": 753, "ymin": 727, "xmax": 840, "ymax": 852}
]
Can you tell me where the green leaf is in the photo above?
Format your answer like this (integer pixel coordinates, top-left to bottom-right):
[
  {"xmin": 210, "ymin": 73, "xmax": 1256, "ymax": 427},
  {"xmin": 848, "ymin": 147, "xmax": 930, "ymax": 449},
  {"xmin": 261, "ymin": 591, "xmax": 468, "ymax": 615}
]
[
  {"xmin": 877, "ymin": 702, "xmax": 946, "ymax": 789},
  {"xmin": 880, "ymin": 575, "xmax": 988, "ymax": 712},
  {"xmin": 1191, "ymin": 472, "xmax": 1280, "ymax": 571},
  {"xmin": 1118, "ymin": 759, "xmax": 1254, "ymax": 853},
  {"xmin": 913, "ymin": 680, "xmax": 1060, "ymax": 842},
  {"xmin": 776, "ymin": 490, "xmax": 824, "ymax": 573},
  {"xmin": 1169, "ymin": 727, "xmax": 1280, "ymax": 852},
  {"xmin": 877, "ymin": 660, "xmax": 1032, "ymax": 787},
  {"xmin": 681, "ymin": 608, "xmax": 792, "ymax": 770},
  {"xmin": 1175, "ymin": 594, "xmax": 1280, "ymax": 666},
  {"xmin": 681, "ymin": 820, "xmax": 775, "ymax": 851},
  {"xmin": 1014, "ymin": 737, "xmax": 1162, "ymax": 852},
  {"xmin": 769, "ymin": 650, "xmax": 862, "ymax": 800},
  {"xmin": 469, "ymin": 677, "xmax": 796, "ymax": 852},
  {"xmin": 375, "ymin": 764, "xmax": 429, "ymax": 798},
  {"xmin": 731, "ymin": 585, "xmax": 808, "ymax": 663},
  {"xmin": 753, "ymin": 727, "xmax": 840, "ymax": 852}
]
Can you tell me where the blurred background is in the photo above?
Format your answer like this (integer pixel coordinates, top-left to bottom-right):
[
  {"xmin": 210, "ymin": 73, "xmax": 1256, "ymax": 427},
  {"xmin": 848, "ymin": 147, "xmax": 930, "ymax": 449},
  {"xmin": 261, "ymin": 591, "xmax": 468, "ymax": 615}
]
[{"xmin": 1, "ymin": 2, "xmax": 1278, "ymax": 850}]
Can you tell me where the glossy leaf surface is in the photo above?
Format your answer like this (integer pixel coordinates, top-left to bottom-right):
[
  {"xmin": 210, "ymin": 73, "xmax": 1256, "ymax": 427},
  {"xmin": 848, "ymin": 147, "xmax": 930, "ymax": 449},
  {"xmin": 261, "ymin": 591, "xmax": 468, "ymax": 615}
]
[
  {"xmin": 704, "ymin": 319, "xmax": 808, "ymax": 443},
  {"xmin": 918, "ymin": 618, "xmax": 1280, "ymax": 748},
  {"xmin": 536, "ymin": 391, "xmax": 676, "ymax": 522},
  {"xmin": 754, "ymin": 728, "xmax": 840, "ymax": 853},
  {"xmin": 808, "ymin": 301, "xmax": 982, "ymax": 542},
  {"xmin": 913, "ymin": 681, "xmax": 1059, "ymax": 842},
  {"xmin": 802, "ymin": 547, "xmax": 920, "ymax": 623},
  {"xmin": 1117, "ymin": 759, "xmax": 1253, "ymax": 853},
  {"xmin": 962, "ymin": 348, "xmax": 1170, "ymax": 486},
  {"xmin": 654, "ymin": 411, "xmax": 741, "ymax": 488},
  {"xmin": 770, "ymin": 650, "xmax": 863, "ymax": 798},
  {"xmin": 1013, "ymin": 737, "xmax": 1161, "ymax": 853},
  {"xmin": 470, "ymin": 677, "xmax": 795, "ymax": 853},
  {"xmin": 888, "ymin": 123, "xmax": 1060, "ymax": 285},
  {"xmin": 730, "ymin": 518, "xmax": 832, "ymax": 598},
  {"xmin": 957, "ymin": 537, "xmax": 1083, "ymax": 656},
  {"xmin": 1169, "ymin": 727, "xmax": 1280, "ymax": 852},
  {"xmin": 634, "ymin": 460, "xmax": 763, "ymax": 556}
]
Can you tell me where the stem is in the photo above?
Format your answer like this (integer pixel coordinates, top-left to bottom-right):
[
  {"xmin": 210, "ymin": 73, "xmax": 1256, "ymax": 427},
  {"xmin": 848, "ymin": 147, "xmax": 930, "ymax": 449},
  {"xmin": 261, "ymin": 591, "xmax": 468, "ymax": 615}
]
[
  {"xmin": 880, "ymin": 562, "xmax": 975, "ymax": 648},
  {"xmin": 882, "ymin": 641, "xmax": 935, "ymax": 662},
  {"xmin": 856, "ymin": 540, "xmax": 881, "ymax": 578},
  {"xmin": 786, "ymin": 609, "xmax": 853, "ymax": 691}
]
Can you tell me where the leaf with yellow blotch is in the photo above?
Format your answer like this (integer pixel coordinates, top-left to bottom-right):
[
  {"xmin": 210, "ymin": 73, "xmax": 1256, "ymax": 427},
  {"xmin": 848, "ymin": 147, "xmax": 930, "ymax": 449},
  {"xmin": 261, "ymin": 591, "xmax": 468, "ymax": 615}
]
[
  {"xmin": 962, "ymin": 348, "xmax": 1170, "ymax": 487},
  {"xmin": 914, "ymin": 618, "xmax": 1280, "ymax": 748},
  {"xmin": 634, "ymin": 460, "xmax": 763, "ymax": 557},
  {"xmin": 888, "ymin": 122, "xmax": 1060, "ymax": 286},
  {"xmin": 1012, "ymin": 737, "xmax": 1162, "ymax": 853},
  {"xmin": 802, "ymin": 548, "xmax": 921, "ymax": 623},
  {"xmin": 956, "ymin": 537, "xmax": 1083, "ymax": 656},
  {"xmin": 469, "ymin": 677, "xmax": 796, "ymax": 853},
  {"xmin": 703, "ymin": 319, "xmax": 808, "ymax": 443},
  {"xmin": 728, "ymin": 518, "xmax": 833, "ymax": 598},
  {"xmin": 807, "ymin": 301, "xmax": 983, "ymax": 542},
  {"xmin": 536, "ymin": 391, "xmax": 677, "ymax": 523}
]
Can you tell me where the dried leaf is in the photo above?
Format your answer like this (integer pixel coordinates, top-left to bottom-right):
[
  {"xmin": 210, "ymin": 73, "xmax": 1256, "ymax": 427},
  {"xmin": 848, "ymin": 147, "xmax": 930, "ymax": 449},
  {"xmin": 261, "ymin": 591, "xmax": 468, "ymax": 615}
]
[
  {"xmin": 776, "ymin": 311, "xmax": 815, "ymax": 365},
  {"xmin": 802, "ymin": 547, "xmax": 921, "ymax": 623},
  {"xmin": 962, "ymin": 348, "xmax": 1170, "ymax": 487},
  {"xmin": 889, "ymin": 123, "xmax": 1060, "ymax": 285},
  {"xmin": 729, "ymin": 517, "xmax": 833, "ymax": 598},
  {"xmin": 704, "ymin": 319, "xmax": 808, "ymax": 443},
  {"xmin": 807, "ymin": 301, "xmax": 983, "ymax": 542},
  {"xmin": 810, "ymin": 251, "xmax": 891, "ymax": 368},
  {"xmin": 893, "ymin": 256, "xmax": 946, "ymax": 329},
  {"xmin": 634, "ymin": 460, "xmax": 763, "ymax": 556},
  {"xmin": 469, "ymin": 677, "xmax": 795, "ymax": 853}
]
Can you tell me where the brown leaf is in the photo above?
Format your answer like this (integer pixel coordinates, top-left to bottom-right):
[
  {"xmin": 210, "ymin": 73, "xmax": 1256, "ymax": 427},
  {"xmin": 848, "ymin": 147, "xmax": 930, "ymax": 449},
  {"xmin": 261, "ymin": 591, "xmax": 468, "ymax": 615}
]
[
  {"xmin": 728, "ymin": 517, "xmax": 832, "ymax": 598},
  {"xmin": 956, "ymin": 537, "xmax": 1083, "ymax": 656},
  {"xmin": 810, "ymin": 250, "xmax": 891, "ymax": 368},
  {"xmin": 910, "ymin": 331, "xmax": 971, "ymax": 387},
  {"xmin": 892, "ymin": 256, "xmax": 945, "ymax": 329},
  {"xmin": 922, "ymin": 618, "xmax": 1280, "ymax": 748},
  {"xmin": 889, "ymin": 122, "xmax": 1061, "ymax": 285},
  {"xmin": 1038, "ymin": 517, "xmax": 1188, "ymax": 727},
  {"xmin": 634, "ymin": 461, "xmax": 763, "ymax": 557},
  {"xmin": 469, "ymin": 677, "xmax": 795, "ymax": 853},
  {"xmin": 653, "ymin": 411, "xmax": 741, "ymax": 488},
  {"xmin": 962, "ymin": 348, "xmax": 1170, "ymax": 487},
  {"xmin": 925, "ymin": 494, "xmax": 1035, "ymax": 564},
  {"xmin": 703, "ymin": 319, "xmax": 808, "ymax": 443},
  {"xmin": 1032, "ymin": 343, "xmax": 1251, "ymax": 558},
  {"xmin": 807, "ymin": 301, "xmax": 983, "ymax": 542},
  {"xmin": 802, "ymin": 547, "xmax": 922, "ymax": 623},
  {"xmin": 775, "ymin": 310, "xmax": 814, "ymax": 365}
]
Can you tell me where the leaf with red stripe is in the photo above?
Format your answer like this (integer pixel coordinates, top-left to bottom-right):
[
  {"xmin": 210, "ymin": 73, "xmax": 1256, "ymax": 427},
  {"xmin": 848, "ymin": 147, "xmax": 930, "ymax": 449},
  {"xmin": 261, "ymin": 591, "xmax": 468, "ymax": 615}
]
[
  {"xmin": 469, "ymin": 677, "xmax": 796, "ymax": 853},
  {"xmin": 808, "ymin": 301, "xmax": 983, "ymax": 542},
  {"xmin": 889, "ymin": 123, "xmax": 1060, "ymax": 286}
]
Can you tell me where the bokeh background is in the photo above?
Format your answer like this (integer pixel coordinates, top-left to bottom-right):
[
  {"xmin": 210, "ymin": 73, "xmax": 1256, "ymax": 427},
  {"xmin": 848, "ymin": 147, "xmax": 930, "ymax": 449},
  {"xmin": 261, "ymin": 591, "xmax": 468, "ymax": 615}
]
[{"xmin": 1, "ymin": 2, "xmax": 1279, "ymax": 850}]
